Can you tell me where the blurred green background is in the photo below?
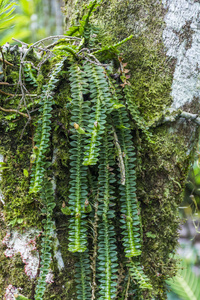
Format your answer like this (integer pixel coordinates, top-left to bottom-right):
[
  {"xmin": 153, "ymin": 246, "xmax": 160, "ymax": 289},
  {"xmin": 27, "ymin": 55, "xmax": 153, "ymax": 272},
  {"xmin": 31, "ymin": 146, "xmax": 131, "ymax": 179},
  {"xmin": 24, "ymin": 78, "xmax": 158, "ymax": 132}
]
[{"xmin": 0, "ymin": 0, "xmax": 64, "ymax": 44}]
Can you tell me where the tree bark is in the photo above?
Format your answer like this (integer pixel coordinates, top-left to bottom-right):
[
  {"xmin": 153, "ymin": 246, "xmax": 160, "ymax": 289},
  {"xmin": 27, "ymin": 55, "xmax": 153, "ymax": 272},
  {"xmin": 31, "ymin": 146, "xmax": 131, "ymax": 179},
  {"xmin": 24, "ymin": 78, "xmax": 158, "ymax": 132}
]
[{"xmin": 0, "ymin": 0, "xmax": 200, "ymax": 299}]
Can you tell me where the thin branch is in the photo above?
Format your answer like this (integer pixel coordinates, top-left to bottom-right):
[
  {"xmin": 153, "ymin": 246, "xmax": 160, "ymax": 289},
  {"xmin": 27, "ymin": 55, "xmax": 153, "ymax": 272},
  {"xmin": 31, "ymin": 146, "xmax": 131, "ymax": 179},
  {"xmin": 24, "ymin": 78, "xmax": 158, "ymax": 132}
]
[
  {"xmin": 0, "ymin": 89, "xmax": 37, "ymax": 97},
  {"xmin": 32, "ymin": 35, "xmax": 81, "ymax": 45},
  {"xmin": 20, "ymin": 118, "xmax": 32, "ymax": 139},
  {"xmin": 124, "ymin": 276, "xmax": 131, "ymax": 300},
  {"xmin": 12, "ymin": 38, "xmax": 28, "ymax": 46},
  {"xmin": 79, "ymin": 54, "xmax": 109, "ymax": 67},
  {"xmin": 0, "ymin": 57, "xmax": 14, "ymax": 66},
  {"xmin": 46, "ymin": 37, "xmax": 80, "ymax": 49},
  {"xmin": 77, "ymin": 48, "xmax": 90, "ymax": 55},
  {"xmin": 0, "ymin": 106, "xmax": 29, "ymax": 118},
  {"xmin": 23, "ymin": 61, "xmax": 39, "ymax": 71},
  {"xmin": 12, "ymin": 37, "xmax": 53, "ymax": 52},
  {"xmin": 0, "ymin": 82, "xmax": 9, "ymax": 85},
  {"xmin": 0, "ymin": 90, "xmax": 15, "ymax": 96},
  {"xmin": 25, "ymin": 35, "xmax": 81, "ymax": 54},
  {"xmin": 112, "ymin": 125, "xmax": 126, "ymax": 185},
  {"xmin": 153, "ymin": 109, "xmax": 200, "ymax": 127}
]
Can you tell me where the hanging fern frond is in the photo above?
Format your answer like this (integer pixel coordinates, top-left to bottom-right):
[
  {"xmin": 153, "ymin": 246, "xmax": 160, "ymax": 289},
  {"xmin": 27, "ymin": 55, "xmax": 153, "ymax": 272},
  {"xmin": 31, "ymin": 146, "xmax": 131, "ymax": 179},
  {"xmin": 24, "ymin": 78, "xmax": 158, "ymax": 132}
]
[
  {"xmin": 68, "ymin": 64, "xmax": 90, "ymax": 252},
  {"xmin": 82, "ymin": 63, "xmax": 112, "ymax": 166},
  {"xmin": 128, "ymin": 258, "xmax": 152, "ymax": 290},
  {"xmin": 75, "ymin": 250, "xmax": 92, "ymax": 300},
  {"xmin": 112, "ymin": 108, "xmax": 142, "ymax": 258},
  {"xmin": 29, "ymin": 58, "xmax": 66, "ymax": 194},
  {"xmin": 123, "ymin": 85, "xmax": 153, "ymax": 143},
  {"xmin": 97, "ymin": 125, "xmax": 118, "ymax": 300},
  {"xmin": 35, "ymin": 180, "xmax": 56, "ymax": 300},
  {"xmin": 167, "ymin": 260, "xmax": 200, "ymax": 300}
]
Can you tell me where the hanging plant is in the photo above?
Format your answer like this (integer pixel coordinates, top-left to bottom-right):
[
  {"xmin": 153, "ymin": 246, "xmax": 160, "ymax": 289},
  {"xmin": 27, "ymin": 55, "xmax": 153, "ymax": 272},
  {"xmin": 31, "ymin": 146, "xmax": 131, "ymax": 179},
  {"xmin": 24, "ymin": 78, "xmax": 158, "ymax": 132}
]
[{"xmin": 0, "ymin": 1, "xmax": 156, "ymax": 299}]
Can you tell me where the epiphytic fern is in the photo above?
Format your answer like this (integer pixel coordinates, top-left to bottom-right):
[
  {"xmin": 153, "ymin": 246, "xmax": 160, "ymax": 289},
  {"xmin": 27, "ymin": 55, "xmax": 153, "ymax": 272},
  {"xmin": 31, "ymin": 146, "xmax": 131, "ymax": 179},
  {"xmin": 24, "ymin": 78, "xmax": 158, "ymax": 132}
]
[
  {"xmin": 75, "ymin": 250, "xmax": 92, "ymax": 300},
  {"xmin": 35, "ymin": 180, "xmax": 56, "ymax": 300},
  {"xmin": 24, "ymin": 63, "xmax": 38, "ymax": 88},
  {"xmin": 82, "ymin": 63, "xmax": 112, "ymax": 166},
  {"xmin": 29, "ymin": 58, "xmax": 66, "ymax": 194},
  {"xmin": 128, "ymin": 258, "xmax": 152, "ymax": 291},
  {"xmin": 68, "ymin": 64, "xmax": 90, "ymax": 252},
  {"xmin": 112, "ymin": 108, "xmax": 142, "ymax": 258},
  {"xmin": 123, "ymin": 85, "xmax": 153, "ymax": 143},
  {"xmin": 97, "ymin": 125, "xmax": 118, "ymax": 299}
]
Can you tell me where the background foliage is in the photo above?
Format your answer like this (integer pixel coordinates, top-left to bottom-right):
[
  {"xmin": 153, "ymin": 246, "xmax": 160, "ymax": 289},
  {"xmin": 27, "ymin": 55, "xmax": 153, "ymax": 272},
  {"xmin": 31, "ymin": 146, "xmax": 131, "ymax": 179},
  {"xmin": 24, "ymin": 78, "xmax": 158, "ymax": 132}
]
[{"xmin": 0, "ymin": 0, "xmax": 64, "ymax": 45}]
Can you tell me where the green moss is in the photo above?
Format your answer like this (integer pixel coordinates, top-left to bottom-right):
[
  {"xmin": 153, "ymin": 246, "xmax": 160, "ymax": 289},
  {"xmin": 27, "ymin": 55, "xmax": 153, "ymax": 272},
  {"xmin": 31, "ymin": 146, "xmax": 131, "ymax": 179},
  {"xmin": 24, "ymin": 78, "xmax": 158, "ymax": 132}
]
[
  {"xmin": 0, "ymin": 140, "xmax": 40, "ymax": 228},
  {"xmin": 0, "ymin": 56, "xmax": 76, "ymax": 298},
  {"xmin": 136, "ymin": 127, "xmax": 192, "ymax": 298}
]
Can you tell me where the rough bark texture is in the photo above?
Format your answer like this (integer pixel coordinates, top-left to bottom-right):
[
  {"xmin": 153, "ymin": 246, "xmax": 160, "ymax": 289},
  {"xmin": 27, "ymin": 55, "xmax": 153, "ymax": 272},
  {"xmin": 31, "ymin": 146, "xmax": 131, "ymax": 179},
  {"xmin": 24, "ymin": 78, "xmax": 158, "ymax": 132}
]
[{"xmin": 0, "ymin": 0, "xmax": 200, "ymax": 299}]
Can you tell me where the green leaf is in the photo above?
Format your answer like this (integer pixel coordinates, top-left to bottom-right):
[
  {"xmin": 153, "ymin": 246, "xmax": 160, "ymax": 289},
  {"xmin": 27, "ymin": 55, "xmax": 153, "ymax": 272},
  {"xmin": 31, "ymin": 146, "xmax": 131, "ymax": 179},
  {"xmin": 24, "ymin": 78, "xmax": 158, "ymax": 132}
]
[
  {"xmin": 14, "ymin": 294, "xmax": 30, "ymax": 300},
  {"xmin": 61, "ymin": 206, "xmax": 72, "ymax": 215},
  {"xmin": 0, "ymin": 0, "xmax": 17, "ymax": 30},
  {"xmin": 23, "ymin": 169, "xmax": 29, "ymax": 177},
  {"xmin": 167, "ymin": 260, "xmax": 200, "ymax": 300}
]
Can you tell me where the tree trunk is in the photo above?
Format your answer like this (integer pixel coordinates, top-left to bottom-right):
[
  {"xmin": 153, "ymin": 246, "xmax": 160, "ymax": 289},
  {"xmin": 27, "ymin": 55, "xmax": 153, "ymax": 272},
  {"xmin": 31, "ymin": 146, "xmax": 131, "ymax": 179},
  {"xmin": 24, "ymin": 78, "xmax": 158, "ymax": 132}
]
[{"xmin": 0, "ymin": 0, "xmax": 200, "ymax": 299}]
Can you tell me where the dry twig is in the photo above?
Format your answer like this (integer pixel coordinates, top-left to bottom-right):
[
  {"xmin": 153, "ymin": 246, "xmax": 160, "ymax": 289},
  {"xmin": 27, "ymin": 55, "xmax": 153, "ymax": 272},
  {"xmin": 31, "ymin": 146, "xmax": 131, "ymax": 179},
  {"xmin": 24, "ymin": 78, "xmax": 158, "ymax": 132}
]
[
  {"xmin": 0, "ymin": 106, "xmax": 29, "ymax": 118},
  {"xmin": 0, "ymin": 57, "xmax": 13, "ymax": 67},
  {"xmin": 112, "ymin": 125, "xmax": 126, "ymax": 185}
]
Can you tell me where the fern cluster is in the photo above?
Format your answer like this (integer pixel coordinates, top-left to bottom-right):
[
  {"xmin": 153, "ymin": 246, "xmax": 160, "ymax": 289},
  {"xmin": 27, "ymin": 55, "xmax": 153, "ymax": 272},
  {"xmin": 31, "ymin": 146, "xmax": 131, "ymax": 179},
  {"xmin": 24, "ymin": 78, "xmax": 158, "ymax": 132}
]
[
  {"xmin": 28, "ymin": 58, "xmax": 65, "ymax": 298},
  {"xmin": 113, "ymin": 108, "xmax": 141, "ymax": 258},
  {"xmin": 128, "ymin": 259, "xmax": 152, "ymax": 290},
  {"xmin": 29, "ymin": 58, "xmax": 66, "ymax": 194},
  {"xmin": 67, "ymin": 58, "xmax": 151, "ymax": 298},
  {"xmin": 2, "ymin": 1, "xmax": 156, "ymax": 299},
  {"xmin": 68, "ymin": 64, "xmax": 90, "ymax": 252},
  {"xmin": 97, "ymin": 125, "xmax": 118, "ymax": 299},
  {"xmin": 82, "ymin": 63, "xmax": 112, "ymax": 166},
  {"xmin": 35, "ymin": 180, "xmax": 56, "ymax": 300},
  {"xmin": 24, "ymin": 63, "xmax": 38, "ymax": 88},
  {"xmin": 74, "ymin": 250, "xmax": 92, "ymax": 300}
]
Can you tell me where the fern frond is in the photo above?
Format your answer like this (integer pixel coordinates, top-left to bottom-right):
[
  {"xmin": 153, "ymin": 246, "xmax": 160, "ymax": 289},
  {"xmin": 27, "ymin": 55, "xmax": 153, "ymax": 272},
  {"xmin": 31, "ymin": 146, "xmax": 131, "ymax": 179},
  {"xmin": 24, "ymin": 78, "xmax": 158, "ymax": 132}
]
[
  {"xmin": 124, "ymin": 85, "xmax": 153, "ymax": 143},
  {"xmin": 0, "ymin": 0, "xmax": 16, "ymax": 29},
  {"xmin": 29, "ymin": 58, "xmax": 66, "ymax": 194},
  {"xmin": 92, "ymin": 35, "xmax": 133, "ymax": 58},
  {"xmin": 82, "ymin": 63, "xmax": 112, "ymax": 166},
  {"xmin": 97, "ymin": 125, "xmax": 118, "ymax": 300},
  {"xmin": 112, "ymin": 108, "xmax": 142, "ymax": 258},
  {"xmin": 35, "ymin": 180, "xmax": 56, "ymax": 300},
  {"xmin": 53, "ymin": 45, "xmax": 77, "ymax": 57},
  {"xmin": 75, "ymin": 251, "xmax": 92, "ymax": 300},
  {"xmin": 128, "ymin": 258, "xmax": 152, "ymax": 290},
  {"xmin": 81, "ymin": 0, "xmax": 102, "ymax": 40},
  {"xmin": 24, "ymin": 63, "xmax": 37, "ymax": 87},
  {"xmin": 68, "ymin": 64, "xmax": 90, "ymax": 252},
  {"xmin": 167, "ymin": 260, "xmax": 200, "ymax": 300}
]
